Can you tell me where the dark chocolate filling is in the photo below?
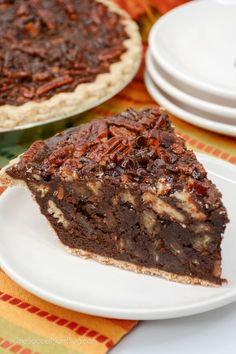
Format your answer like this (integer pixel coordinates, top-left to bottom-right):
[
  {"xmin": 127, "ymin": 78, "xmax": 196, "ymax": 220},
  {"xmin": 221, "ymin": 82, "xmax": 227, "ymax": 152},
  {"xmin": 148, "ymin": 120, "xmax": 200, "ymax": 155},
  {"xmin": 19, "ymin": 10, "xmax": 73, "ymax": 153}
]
[{"xmin": 27, "ymin": 177, "xmax": 223, "ymax": 284}]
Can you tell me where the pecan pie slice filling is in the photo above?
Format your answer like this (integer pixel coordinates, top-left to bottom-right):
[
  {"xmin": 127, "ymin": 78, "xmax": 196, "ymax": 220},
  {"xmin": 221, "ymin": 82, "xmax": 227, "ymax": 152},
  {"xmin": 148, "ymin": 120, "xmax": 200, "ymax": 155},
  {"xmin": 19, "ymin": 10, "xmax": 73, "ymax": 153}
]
[{"xmin": 1, "ymin": 108, "xmax": 229, "ymax": 286}]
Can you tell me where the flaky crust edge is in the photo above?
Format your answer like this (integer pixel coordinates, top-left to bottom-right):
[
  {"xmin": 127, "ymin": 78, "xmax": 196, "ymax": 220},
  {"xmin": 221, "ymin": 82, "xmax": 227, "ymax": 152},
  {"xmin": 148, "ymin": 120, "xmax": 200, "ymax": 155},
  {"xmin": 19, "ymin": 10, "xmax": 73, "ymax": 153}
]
[
  {"xmin": 0, "ymin": 0, "xmax": 142, "ymax": 130},
  {"xmin": 65, "ymin": 247, "xmax": 218, "ymax": 287},
  {"xmin": 0, "ymin": 157, "xmax": 25, "ymax": 188}
]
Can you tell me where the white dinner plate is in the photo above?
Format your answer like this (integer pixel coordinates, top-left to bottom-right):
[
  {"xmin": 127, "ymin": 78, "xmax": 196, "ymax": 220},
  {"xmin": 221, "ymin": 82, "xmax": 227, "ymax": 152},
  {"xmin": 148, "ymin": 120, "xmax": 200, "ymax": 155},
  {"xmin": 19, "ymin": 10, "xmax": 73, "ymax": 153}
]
[
  {"xmin": 149, "ymin": 0, "xmax": 236, "ymax": 103},
  {"xmin": 0, "ymin": 154, "xmax": 236, "ymax": 320},
  {"xmin": 146, "ymin": 49, "xmax": 236, "ymax": 123},
  {"xmin": 144, "ymin": 71, "xmax": 236, "ymax": 137}
]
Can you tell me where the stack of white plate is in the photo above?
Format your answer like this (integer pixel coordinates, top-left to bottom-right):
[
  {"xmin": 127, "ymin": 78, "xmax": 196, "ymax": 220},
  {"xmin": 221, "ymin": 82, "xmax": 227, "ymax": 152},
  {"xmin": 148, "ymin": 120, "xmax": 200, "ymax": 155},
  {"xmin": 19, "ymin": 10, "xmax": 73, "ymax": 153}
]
[{"xmin": 145, "ymin": 0, "xmax": 236, "ymax": 137}]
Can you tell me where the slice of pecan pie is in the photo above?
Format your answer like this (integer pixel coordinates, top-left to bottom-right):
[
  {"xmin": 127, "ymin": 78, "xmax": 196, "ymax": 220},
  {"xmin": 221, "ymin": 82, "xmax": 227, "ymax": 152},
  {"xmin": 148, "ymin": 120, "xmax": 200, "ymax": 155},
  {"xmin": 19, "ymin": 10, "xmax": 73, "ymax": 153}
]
[
  {"xmin": 0, "ymin": 0, "xmax": 141, "ymax": 130},
  {"xmin": 0, "ymin": 108, "xmax": 229, "ymax": 286}
]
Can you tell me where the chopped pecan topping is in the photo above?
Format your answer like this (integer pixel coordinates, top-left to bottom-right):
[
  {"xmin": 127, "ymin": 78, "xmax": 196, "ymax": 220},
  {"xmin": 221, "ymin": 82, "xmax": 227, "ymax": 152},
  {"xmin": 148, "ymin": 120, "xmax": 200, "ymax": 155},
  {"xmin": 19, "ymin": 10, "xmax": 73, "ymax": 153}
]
[
  {"xmin": 15, "ymin": 107, "xmax": 222, "ymax": 222},
  {"xmin": 90, "ymin": 120, "xmax": 108, "ymax": 144},
  {"xmin": 159, "ymin": 131, "xmax": 176, "ymax": 148},
  {"xmin": 57, "ymin": 0, "xmax": 78, "ymax": 20},
  {"xmin": 31, "ymin": 0, "xmax": 57, "ymax": 30},
  {"xmin": 21, "ymin": 140, "xmax": 47, "ymax": 166},
  {"xmin": 191, "ymin": 180, "xmax": 208, "ymax": 196},
  {"xmin": 48, "ymin": 144, "xmax": 75, "ymax": 166},
  {"xmin": 108, "ymin": 117, "xmax": 142, "ymax": 133},
  {"xmin": 109, "ymin": 125, "xmax": 136, "ymax": 139},
  {"xmin": 37, "ymin": 76, "xmax": 73, "ymax": 96}
]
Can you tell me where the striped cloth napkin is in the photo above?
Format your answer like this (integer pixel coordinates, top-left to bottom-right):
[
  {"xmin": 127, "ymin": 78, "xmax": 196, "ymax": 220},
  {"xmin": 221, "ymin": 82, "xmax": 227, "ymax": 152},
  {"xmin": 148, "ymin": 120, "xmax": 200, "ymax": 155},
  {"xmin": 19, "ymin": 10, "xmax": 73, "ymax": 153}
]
[
  {"xmin": 0, "ymin": 1, "xmax": 236, "ymax": 354},
  {"xmin": 0, "ymin": 268, "xmax": 137, "ymax": 354}
]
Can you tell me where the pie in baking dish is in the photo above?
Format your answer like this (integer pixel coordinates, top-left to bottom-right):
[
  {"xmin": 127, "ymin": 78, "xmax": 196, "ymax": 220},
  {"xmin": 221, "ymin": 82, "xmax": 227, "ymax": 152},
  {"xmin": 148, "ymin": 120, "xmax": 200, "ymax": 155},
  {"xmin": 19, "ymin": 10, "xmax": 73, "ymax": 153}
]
[{"xmin": 0, "ymin": 0, "xmax": 142, "ymax": 129}]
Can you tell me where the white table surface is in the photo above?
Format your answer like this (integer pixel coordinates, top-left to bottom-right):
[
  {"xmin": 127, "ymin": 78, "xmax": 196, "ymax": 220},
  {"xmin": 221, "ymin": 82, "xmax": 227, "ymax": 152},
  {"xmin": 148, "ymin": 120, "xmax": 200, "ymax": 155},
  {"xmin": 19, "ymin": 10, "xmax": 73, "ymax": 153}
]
[{"xmin": 112, "ymin": 302, "xmax": 236, "ymax": 354}]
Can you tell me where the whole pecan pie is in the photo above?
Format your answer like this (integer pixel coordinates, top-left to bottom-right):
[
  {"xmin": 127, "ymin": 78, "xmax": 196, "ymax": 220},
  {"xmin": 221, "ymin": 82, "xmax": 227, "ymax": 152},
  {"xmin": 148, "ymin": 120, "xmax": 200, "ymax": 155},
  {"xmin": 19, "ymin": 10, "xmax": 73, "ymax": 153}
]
[{"xmin": 0, "ymin": 0, "xmax": 142, "ymax": 129}]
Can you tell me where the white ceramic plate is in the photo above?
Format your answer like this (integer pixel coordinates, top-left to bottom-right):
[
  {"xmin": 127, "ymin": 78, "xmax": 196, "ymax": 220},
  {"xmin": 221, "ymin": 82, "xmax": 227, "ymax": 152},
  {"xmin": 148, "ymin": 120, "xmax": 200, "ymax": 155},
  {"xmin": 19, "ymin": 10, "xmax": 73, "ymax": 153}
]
[
  {"xmin": 146, "ymin": 49, "xmax": 236, "ymax": 123},
  {"xmin": 0, "ymin": 154, "xmax": 236, "ymax": 320},
  {"xmin": 149, "ymin": 0, "xmax": 236, "ymax": 103},
  {"xmin": 144, "ymin": 71, "xmax": 236, "ymax": 137}
]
